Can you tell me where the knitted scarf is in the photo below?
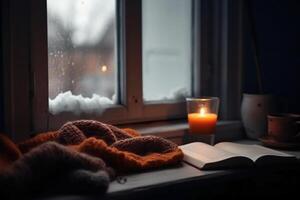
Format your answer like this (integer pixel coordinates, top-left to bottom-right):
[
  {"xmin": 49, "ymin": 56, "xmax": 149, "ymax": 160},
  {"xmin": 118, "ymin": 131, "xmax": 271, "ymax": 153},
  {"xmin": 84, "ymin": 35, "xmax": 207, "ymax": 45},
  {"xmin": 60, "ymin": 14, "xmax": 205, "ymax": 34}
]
[{"xmin": 0, "ymin": 120, "xmax": 183, "ymax": 199}]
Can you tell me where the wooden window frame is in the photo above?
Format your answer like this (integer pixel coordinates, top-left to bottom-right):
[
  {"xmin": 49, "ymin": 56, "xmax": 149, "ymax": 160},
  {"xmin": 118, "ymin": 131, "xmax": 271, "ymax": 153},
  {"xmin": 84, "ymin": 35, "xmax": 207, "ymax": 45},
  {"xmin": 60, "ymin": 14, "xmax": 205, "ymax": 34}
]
[
  {"xmin": 45, "ymin": 0, "xmax": 192, "ymax": 129},
  {"xmin": 2, "ymin": 0, "xmax": 244, "ymax": 141}
]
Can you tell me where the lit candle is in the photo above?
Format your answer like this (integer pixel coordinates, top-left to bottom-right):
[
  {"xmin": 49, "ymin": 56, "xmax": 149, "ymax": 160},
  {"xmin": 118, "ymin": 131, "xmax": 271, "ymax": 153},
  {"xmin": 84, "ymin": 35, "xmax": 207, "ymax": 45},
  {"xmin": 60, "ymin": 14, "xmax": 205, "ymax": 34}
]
[{"xmin": 188, "ymin": 107, "xmax": 217, "ymax": 134}]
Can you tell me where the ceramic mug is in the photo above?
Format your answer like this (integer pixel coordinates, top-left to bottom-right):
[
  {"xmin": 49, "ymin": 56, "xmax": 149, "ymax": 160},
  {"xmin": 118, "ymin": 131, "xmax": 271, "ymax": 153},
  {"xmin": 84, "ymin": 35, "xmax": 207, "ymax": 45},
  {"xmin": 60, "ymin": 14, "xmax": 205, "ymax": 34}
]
[
  {"xmin": 241, "ymin": 94, "xmax": 275, "ymax": 139},
  {"xmin": 267, "ymin": 113, "xmax": 300, "ymax": 142}
]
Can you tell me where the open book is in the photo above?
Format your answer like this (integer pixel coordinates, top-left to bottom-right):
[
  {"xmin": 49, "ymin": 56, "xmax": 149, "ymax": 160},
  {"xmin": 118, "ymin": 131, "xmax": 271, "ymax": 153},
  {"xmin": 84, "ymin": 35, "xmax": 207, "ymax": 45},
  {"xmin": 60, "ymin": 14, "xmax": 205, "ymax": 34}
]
[{"xmin": 180, "ymin": 142, "xmax": 296, "ymax": 170}]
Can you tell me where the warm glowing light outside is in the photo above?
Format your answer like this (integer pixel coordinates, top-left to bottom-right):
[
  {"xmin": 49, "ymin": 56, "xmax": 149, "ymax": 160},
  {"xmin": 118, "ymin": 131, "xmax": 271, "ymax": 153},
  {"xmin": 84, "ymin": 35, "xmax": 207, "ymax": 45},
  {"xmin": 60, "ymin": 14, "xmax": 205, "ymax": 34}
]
[{"xmin": 101, "ymin": 65, "xmax": 108, "ymax": 72}]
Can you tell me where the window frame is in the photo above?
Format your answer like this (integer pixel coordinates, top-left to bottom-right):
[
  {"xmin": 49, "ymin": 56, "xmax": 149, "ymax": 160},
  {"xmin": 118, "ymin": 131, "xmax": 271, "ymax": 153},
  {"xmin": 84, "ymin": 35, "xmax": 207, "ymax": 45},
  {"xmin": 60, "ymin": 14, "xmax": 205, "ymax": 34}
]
[
  {"xmin": 37, "ymin": 0, "xmax": 197, "ymax": 131},
  {"xmin": 2, "ymin": 0, "xmax": 244, "ymax": 140}
]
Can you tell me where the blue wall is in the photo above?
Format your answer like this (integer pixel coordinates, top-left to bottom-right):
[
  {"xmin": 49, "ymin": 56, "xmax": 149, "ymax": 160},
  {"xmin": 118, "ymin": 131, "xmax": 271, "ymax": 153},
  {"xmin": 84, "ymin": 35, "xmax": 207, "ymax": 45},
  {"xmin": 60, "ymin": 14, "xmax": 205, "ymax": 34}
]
[{"xmin": 244, "ymin": 0, "xmax": 300, "ymax": 113}]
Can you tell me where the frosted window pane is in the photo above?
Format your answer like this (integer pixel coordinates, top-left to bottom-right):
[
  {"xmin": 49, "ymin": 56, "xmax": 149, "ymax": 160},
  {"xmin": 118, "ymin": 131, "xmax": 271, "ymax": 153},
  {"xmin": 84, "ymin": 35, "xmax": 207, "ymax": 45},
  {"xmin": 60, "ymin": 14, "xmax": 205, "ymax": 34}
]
[
  {"xmin": 142, "ymin": 0, "xmax": 192, "ymax": 102},
  {"xmin": 47, "ymin": 0, "xmax": 117, "ymax": 115}
]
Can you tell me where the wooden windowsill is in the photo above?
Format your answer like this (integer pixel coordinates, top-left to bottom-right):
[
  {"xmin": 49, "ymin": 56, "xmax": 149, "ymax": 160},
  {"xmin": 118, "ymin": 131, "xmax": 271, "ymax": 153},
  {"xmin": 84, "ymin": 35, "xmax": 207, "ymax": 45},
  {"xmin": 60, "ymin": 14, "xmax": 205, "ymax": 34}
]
[{"xmin": 119, "ymin": 120, "xmax": 245, "ymax": 145}]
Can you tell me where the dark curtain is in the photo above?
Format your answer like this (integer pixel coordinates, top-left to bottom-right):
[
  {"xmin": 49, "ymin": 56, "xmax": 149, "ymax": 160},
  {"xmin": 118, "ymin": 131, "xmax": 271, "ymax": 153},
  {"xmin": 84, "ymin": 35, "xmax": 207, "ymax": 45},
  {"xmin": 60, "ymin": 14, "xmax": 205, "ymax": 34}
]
[
  {"xmin": 0, "ymin": 0, "xmax": 4, "ymax": 132},
  {"xmin": 244, "ymin": 0, "xmax": 300, "ymax": 113}
]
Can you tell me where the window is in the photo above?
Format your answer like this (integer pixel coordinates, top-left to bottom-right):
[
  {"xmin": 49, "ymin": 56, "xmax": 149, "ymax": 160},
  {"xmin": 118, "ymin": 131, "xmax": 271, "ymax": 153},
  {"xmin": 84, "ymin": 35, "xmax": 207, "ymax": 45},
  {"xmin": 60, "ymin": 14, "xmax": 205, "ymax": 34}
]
[
  {"xmin": 142, "ymin": 0, "xmax": 192, "ymax": 102},
  {"xmin": 47, "ymin": 0, "xmax": 118, "ymax": 115},
  {"xmin": 3, "ymin": 0, "xmax": 244, "ymax": 138},
  {"xmin": 44, "ymin": 0, "xmax": 195, "ymax": 129}
]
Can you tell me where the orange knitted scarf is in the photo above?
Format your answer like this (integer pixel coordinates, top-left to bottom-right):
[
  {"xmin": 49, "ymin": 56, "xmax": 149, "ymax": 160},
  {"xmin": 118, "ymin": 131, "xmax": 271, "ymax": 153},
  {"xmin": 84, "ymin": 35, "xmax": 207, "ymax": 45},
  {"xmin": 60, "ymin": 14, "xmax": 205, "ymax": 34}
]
[{"xmin": 10, "ymin": 120, "xmax": 183, "ymax": 172}]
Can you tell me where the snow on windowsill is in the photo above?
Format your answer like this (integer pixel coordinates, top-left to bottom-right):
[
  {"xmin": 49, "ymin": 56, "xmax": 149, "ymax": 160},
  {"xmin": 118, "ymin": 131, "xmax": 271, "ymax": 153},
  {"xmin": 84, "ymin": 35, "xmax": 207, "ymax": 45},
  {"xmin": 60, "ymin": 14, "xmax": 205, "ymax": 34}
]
[
  {"xmin": 143, "ymin": 87, "xmax": 189, "ymax": 102},
  {"xmin": 49, "ymin": 87, "xmax": 190, "ymax": 115},
  {"xmin": 49, "ymin": 91, "xmax": 116, "ymax": 115}
]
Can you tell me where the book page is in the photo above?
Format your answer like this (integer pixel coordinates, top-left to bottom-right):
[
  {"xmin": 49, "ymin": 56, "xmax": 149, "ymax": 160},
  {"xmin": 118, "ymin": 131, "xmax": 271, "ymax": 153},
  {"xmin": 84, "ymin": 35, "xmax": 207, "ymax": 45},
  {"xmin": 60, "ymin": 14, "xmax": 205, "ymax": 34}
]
[
  {"xmin": 180, "ymin": 142, "xmax": 251, "ymax": 169},
  {"xmin": 214, "ymin": 142, "xmax": 294, "ymax": 162}
]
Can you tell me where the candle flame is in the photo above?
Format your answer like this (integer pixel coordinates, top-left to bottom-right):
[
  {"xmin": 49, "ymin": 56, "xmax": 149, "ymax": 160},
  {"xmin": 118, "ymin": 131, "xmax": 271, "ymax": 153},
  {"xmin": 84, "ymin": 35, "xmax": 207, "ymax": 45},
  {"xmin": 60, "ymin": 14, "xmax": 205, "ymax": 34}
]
[{"xmin": 199, "ymin": 107, "xmax": 206, "ymax": 116}]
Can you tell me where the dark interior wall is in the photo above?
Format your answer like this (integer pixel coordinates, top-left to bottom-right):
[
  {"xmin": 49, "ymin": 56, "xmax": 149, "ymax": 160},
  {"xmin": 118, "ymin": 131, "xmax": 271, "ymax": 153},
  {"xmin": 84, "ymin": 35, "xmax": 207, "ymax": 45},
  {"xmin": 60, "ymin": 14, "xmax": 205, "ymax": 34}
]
[
  {"xmin": 0, "ymin": 1, "xmax": 4, "ymax": 132},
  {"xmin": 244, "ymin": 0, "xmax": 300, "ymax": 113}
]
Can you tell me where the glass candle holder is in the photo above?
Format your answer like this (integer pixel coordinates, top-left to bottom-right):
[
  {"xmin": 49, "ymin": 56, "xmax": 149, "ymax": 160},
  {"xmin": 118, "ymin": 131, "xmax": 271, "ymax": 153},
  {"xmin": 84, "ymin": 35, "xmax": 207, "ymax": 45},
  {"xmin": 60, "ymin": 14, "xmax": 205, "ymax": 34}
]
[{"xmin": 186, "ymin": 97, "xmax": 220, "ymax": 135}]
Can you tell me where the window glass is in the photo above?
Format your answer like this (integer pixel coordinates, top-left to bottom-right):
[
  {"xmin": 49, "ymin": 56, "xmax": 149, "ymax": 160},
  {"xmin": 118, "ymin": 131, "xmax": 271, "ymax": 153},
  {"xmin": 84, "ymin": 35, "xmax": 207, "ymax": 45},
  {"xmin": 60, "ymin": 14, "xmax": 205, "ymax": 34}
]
[
  {"xmin": 142, "ymin": 0, "xmax": 192, "ymax": 102},
  {"xmin": 47, "ymin": 0, "xmax": 117, "ymax": 115}
]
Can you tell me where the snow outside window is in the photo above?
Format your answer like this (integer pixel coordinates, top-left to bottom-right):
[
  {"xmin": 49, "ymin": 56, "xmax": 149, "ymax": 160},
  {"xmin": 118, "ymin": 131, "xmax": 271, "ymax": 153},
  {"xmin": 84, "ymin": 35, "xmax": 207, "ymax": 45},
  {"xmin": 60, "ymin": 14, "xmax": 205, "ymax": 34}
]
[
  {"xmin": 47, "ymin": 0, "xmax": 193, "ymax": 116},
  {"xmin": 47, "ymin": 0, "xmax": 117, "ymax": 115},
  {"xmin": 142, "ymin": 0, "xmax": 192, "ymax": 102}
]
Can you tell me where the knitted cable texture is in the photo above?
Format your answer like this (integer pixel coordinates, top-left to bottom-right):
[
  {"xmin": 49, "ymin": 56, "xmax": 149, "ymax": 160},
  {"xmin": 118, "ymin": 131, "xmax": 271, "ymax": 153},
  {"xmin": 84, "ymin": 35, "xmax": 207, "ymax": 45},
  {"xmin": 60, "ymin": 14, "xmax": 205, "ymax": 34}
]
[{"xmin": 0, "ymin": 120, "xmax": 183, "ymax": 197}]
